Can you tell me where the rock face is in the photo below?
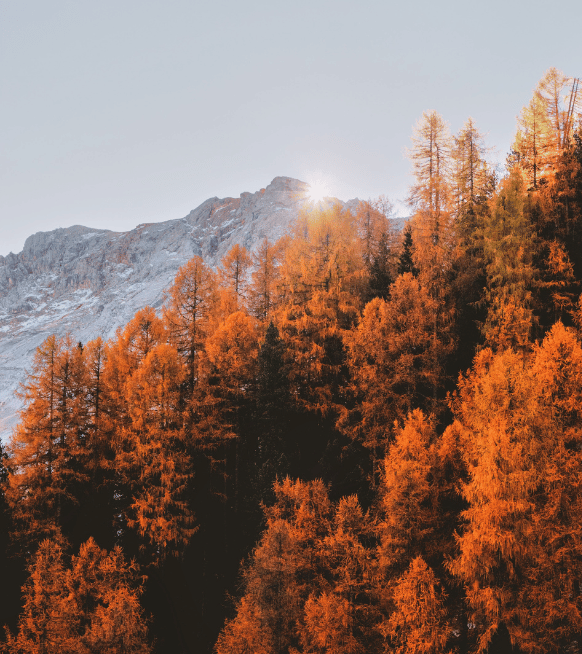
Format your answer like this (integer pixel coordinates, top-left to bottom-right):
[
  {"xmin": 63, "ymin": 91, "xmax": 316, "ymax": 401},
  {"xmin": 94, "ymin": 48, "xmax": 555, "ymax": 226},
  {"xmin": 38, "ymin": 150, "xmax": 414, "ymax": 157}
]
[{"xmin": 0, "ymin": 177, "xmax": 360, "ymax": 440}]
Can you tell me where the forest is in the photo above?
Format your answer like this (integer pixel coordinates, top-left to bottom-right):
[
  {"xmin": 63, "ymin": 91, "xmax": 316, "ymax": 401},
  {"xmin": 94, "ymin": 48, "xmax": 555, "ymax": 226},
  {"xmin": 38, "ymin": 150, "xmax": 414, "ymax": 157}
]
[{"xmin": 1, "ymin": 67, "xmax": 582, "ymax": 654}]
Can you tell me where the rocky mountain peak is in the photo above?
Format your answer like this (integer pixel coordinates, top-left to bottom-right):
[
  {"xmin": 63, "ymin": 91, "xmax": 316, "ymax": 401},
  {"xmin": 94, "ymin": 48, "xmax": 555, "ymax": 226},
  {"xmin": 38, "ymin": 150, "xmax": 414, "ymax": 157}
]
[{"xmin": 0, "ymin": 176, "xmax": 343, "ymax": 439}]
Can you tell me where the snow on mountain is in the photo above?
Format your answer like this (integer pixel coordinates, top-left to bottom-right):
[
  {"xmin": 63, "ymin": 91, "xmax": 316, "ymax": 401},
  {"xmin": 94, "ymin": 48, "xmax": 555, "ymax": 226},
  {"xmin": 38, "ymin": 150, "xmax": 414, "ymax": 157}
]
[{"xmin": 0, "ymin": 176, "xmax": 358, "ymax": 441}]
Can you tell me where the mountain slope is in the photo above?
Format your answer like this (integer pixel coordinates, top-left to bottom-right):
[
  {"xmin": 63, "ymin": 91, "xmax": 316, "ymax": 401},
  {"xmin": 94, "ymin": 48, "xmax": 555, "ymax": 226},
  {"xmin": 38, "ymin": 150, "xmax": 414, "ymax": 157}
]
[{"xmin": 0, "ymin": 176, "xmax": 329, "ymax": 439}]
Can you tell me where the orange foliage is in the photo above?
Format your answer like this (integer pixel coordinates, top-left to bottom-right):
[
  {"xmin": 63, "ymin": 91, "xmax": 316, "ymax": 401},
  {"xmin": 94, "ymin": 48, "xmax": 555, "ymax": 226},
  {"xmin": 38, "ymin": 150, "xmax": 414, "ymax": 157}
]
[
  {"xmin": 120, "ymin": 342, "xmax": 195, "ymax": 560},
  {"xmin": 8, "ymin": 335, "xmax": 90, "ymax": 546},
  {"xmin": 163, "ymin": 256, "xmax": 218, "ymax": 391},
  {"xmin": 341, "ymin": 274, "xmax": 446, "ymax": 473},
  {"xmin": 450, "ymin": 323, "xmax": 582, "ymax": 652},
  {"xmin": 4, "ymin": 537, "xmax": 151, "ymax": 654},
  {"xmin": 384, "ymin": 557, "xmax": 451, "ymax": 654},
  {"xmin": 218, "ymin": 243, "xmax": 252, "ymax": 309}
]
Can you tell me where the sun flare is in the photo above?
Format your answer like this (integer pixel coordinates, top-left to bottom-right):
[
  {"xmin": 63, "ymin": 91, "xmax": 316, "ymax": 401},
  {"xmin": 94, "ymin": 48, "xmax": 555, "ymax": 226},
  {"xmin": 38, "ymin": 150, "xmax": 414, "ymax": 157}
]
[{"xmin": 307, "ymin": 181, "xmax": 328, "ymax": 203}]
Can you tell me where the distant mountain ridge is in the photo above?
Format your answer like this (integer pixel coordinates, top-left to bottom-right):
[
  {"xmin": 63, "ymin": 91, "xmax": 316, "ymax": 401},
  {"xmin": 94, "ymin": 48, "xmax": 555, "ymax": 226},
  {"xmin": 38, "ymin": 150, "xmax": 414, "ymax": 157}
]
[{"xmin": 0, "ymin": 177, "xmax": 368, "ymax": 439}]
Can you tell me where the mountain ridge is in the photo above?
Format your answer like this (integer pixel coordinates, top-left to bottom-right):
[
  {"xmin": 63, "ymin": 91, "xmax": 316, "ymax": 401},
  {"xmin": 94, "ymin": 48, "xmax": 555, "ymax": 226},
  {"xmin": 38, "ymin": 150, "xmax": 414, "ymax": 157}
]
[{"xmin": 0, "ymin": 176, "xmax": 361, "ymax": 439}]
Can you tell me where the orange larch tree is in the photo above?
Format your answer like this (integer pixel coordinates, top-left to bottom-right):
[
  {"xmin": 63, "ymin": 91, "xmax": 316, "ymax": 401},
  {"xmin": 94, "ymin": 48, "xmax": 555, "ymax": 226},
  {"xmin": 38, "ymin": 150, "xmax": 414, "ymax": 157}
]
[
  {"xmin": 340, "ymin": 274, "xmax": 447, "ymax": 481},
  {"xmin": 3, "ymin": 537, "xmax": 152, "ymax": 654},
  {"xmin": 7, "ymin": 335, "xmax": 92, "ymax": 548},
  {"xmin": 248, "ymin": 238, "xmax": 283, "ymax": 322},
  {"xmin": 216, "ymin": 479, "xmax": 334, "ymax": 654},
  {"xmin": 163, "ymin": 256, "xmax": 218, "ymax": 394},
  {"xmin": 449, "ymin": 322, "xmax": 582, "ymax": 653},
  {"xmin": 218, "ymin": 243, "xmax": 253, "ymax": 310},
  {"xmin": 301, "ymin": 495, "xmax": 379, "ymax": 654},
  {"xmin": 119, "ymin": 342, "xmax": 195, "ymax": 561},
  {"xmin": 383, "ymin": 557, "xmax": 451, "ymax": 654},
  {"xmin": 481, "ymin": 169, "xmax": 537, "ymax": 352}
]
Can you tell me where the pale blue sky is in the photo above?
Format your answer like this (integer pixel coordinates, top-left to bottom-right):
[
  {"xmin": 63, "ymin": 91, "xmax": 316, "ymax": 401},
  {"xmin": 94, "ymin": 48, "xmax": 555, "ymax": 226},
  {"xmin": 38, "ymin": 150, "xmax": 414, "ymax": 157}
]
[{"xmin": 1, "ymin": 0, "xmax": 581, "ymax": 255}]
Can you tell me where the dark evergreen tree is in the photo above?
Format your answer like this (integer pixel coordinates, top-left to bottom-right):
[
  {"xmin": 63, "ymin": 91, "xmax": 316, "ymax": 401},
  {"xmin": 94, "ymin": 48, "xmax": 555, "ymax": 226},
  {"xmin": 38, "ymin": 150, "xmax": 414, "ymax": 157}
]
[
  {"xmin": 252, "ymin": 322, "xmax": 292, "ymax": 504},
  {"xmin": 0, "ymin": 441, "xmax": 7, "ymax": 488},
  {"xmin": 0, "ymin": 443, "xmax": 27, "ymax": 637},
  {"xmin": 368, "ymin": 231, "xmax": 393, "ymax": 300},
  {"xmin": 397, "ymin": 227, "xmax": 419, "ymax": 277}
]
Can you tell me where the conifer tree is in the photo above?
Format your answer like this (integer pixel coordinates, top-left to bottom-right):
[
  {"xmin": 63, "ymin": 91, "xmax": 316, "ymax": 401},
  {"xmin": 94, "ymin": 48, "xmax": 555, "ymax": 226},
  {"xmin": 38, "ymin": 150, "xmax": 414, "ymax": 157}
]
[
  {"xmin": 511, "ymin": 93, "xmax": 549, "ymax": 189},
  {"xmin": 249, "ymin": 238, "xmax": 282, "ymax": 321},
  {"xmin": 163, "ymin": 256, "xmax": 217, "ymax": 393},
  {"xmin": 407, "ymin": 110, "xmax": 452, "ymax": 248},
  {"xmin": 301, "ymin": 495, "xmax": 379, "ymax": 654},
  {"xmin": 278, "ymin": 205, "xmax": 363, "ymax": 309},
  {"xmin": 509, "ymin": 68, "xmax": 581, "ymax": 190},
  {"xmin": 216, "ymin": 479, "xmax": 333, "ymax": 654},
  {"xmin": 451, "ymin": 117, "xmax": 495, "ymax": 245},
  {"xmin": 275, "ymin": 206, "xmax": 361, "ymax": 413},
  {"xmin": 397, "ymin": 227, "xmax": 418, "ymax": 277},
  {"xmin": 384, "ymin": 557, "xmax": 451, "ymax": 654},
  {"xmin": 355, "ymin": 199, "xmax": 394, "ymax": 286},
  {"xmin": 252, "ymin": 322, "xmax": 291, "ymax": 502},
  {"xmin": 7, "ymin": 335, "xmax": 92, "ymax": 547},
  {"xmin": 481, "ymin": 168, "xmax": 537, "ymax": 351},
  {"xmin": 120, "ymin": 342, "xmax": 195, "ymax": 560},
  {"xmin": 219, "ymin": 243, "xmax": 252, "ymax": 309},
  {"xmin": 449, "ymin": 323, "xmax": 582, "ymax": 653},
  {"xmin": 341, "ymin": 275, "xmax": 447, "ymax": 479},
  {"xmin": 368, "ymin": 231, "xmax": 393, "ymax": 300},
  {"xmin": 205, "ymin": 311, "xmax": 259, "ymax": 519},
  {"xmin": 3, "ymin": 537, "xmax": 151, "ymax": 654},
  {"xmin": 377, "ymin": 410, "xmax": 437, "ymax": 576},
  {"xmin": 205, "ymin": 311, "xmax": 258, "ymax": 406}
]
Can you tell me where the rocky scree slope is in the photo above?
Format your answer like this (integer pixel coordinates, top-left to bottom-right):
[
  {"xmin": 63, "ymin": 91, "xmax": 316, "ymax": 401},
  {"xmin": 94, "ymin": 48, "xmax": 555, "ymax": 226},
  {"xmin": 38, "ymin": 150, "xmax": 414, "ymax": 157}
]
[{"xmin": 0, "ymin": 176, "xmax": 351, "ymax": 440}]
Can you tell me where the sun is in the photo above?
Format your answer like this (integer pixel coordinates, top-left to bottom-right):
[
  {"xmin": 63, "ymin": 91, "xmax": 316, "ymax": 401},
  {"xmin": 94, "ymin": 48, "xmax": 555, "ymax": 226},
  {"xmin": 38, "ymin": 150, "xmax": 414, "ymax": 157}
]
[{"xmin": 307, "ymin": 181, "xmax": 328, "ymax": 203}]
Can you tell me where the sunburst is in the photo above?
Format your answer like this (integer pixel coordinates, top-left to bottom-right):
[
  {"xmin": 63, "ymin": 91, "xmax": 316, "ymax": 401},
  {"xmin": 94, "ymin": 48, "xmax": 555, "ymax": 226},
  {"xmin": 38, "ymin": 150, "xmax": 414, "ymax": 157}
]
[{"xmin": 307, "ymin": 181, "xmax": 328, "ymax": 203}]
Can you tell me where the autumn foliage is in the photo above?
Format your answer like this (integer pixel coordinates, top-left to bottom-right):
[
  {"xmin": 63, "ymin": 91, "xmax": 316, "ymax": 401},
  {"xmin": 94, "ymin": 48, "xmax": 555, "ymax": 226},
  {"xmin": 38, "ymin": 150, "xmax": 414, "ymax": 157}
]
[{"xmin": 2, "ymin": 66, "xmax": 582, "ymax": 654}]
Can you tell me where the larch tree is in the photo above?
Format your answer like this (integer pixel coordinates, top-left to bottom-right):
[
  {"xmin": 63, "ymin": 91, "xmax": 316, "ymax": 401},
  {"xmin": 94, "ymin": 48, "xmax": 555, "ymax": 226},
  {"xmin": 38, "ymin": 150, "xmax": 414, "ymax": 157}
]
[
  {"xmin": 275, "ymin": 206, "xmax": 360, "ymax": 415},
  {"xmin": 511, "ymin": 93, "xmax": 550, "ymax": 190},
  {"xmin": 248, "ymin": 238, "xmax": 283, "ymax": 322},
  {"xmin": 376, "ymin": 410, "xmax": 438, "ymax": 577},
  {"xmin": 301, "ymin": 495, "xmax": 379, "ymax": 654},
  {"xmin": 120, "ymin": 342, "xmax": 195, "ymax": 561},
  {"xmin": 509, "ymin": 69, "xmax": 581, "ymax": 190},
  {"xmin": 481, "ymin": 168, "xmax": 537, "ymax": 352},
  {"xmin": 383, "ymin": 557, "xmax": 451, "ymax": 654},
  {"xmin": 407, "ymin": 110, "xmax": 452, "ymax": 248},
  {"xmin": 163, "ymin": 256, "xmax": 218, "ymax": 394},
  {"xmin": 354, "ymin": 199, "xmax": 395, "ymax": 302},
  {"xmin": 3, "ymin": 537, "xmax": 152, "ymax": 654},
  {"xmin": 115, "ymin": 306, "xmax": 167, "ymax": 373},
  {"xmin": 535, "ymin": 68, "xmax": 581, "ymax": 164},
  {"xmin": 205, "ymin": 311, "xmax": 259, "ymax": 511},
  {"xmin": 449, "ymin": 323, "xmax": 582, "ymax": 653},
  {"xmin": 218, "ymin": 243, "xmax": 253, "ymax": 311},
  {"xmin": 451, "ymin": 117, "xmax": 494, "ymax": 241},
  {"xmin": 216, "ymin": 479, "xmax": 334, "ymax": 654},
  {"xmin": 7, "ymin": 335, "xmax": 91, "ymax": 548},
  {"xmin": 278, "ymin": 205, "xmax": 363, "ymax": 309},
  {"xmin": 103, "ymin": 307, "xmax": 168, "ymax": 438},
  {"xmin": 341, "ymin": 274, "xmax": 447, "ymax": 482},
  {"xmin": 205, "ymin": 310, "xmax": 258, "ymax": 408},
  {"xmin": 406, "ymin": 110, "xmax": 458, "ymax": 406}
]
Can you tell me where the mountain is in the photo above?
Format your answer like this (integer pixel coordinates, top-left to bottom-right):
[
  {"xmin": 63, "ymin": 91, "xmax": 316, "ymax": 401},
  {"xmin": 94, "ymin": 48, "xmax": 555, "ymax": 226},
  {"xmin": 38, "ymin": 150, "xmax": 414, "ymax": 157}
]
[{"xmin": 0, "ymin": 176, "xmax": 366, "ymax": 440}]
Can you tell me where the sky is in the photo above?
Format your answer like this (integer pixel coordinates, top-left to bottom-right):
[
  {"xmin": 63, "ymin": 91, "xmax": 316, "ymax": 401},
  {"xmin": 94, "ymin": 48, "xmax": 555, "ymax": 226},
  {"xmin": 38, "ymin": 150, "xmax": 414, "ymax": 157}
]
[{"xmin": 1, "ymin": 0, "xmax": 581, "ymax": 256}]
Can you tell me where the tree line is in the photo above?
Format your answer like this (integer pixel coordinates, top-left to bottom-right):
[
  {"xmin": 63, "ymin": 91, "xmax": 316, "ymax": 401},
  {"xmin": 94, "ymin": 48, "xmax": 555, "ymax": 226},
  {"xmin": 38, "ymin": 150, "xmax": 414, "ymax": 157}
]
[{"xmin": 1, "ymin": 66, "xmax": 582, "ymax": 654}]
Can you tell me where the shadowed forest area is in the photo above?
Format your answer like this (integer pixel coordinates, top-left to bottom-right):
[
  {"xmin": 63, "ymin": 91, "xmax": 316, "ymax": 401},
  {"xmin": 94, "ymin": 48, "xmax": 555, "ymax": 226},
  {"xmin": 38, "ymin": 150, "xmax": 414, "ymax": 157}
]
[{"xmin": 2, "ymin": 67, "xmax": 582, "ymax": 654}]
